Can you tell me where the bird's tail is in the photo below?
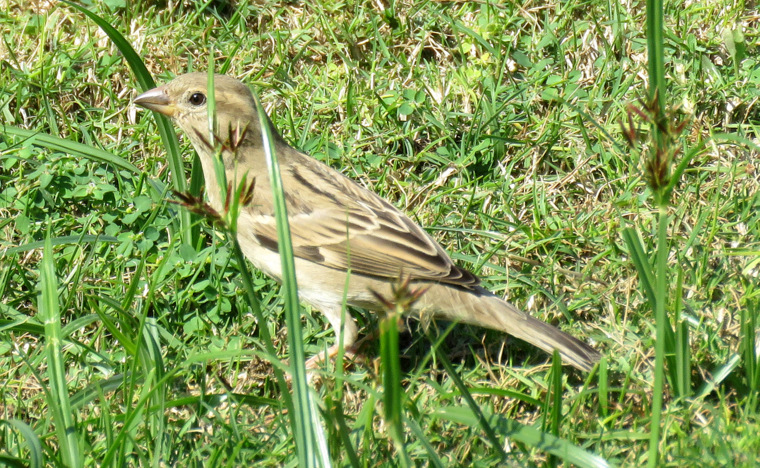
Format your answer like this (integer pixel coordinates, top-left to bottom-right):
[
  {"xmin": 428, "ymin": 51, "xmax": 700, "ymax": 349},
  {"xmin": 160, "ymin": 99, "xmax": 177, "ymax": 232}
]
[{"xmin": 416, "ymin": 284, "xmax": 601, "ymax": 371}]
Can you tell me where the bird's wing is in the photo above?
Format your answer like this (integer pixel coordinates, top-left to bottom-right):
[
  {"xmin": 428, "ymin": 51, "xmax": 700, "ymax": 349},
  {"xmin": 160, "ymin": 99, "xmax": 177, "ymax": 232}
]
[{"xmin": 245, "ymin": 153, "xmax": 480, "ymax": 287}]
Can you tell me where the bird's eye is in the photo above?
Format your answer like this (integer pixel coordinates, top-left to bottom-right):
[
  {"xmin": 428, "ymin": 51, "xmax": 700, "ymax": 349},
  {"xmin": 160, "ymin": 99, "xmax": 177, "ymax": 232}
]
[{"xmin": 188, "ymin": 92, "xmax": 206, "ymax": 106}]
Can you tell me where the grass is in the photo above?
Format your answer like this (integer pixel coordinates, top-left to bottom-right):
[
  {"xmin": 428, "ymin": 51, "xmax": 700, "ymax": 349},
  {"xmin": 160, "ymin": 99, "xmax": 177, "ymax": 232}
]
[{"xmin": 1, "ymin": 0, "xmax": 759, "ymax": 466}]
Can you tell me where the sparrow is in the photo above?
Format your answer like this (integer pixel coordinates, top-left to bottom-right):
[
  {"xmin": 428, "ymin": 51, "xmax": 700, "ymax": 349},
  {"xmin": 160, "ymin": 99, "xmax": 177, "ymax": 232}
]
[{"xmin": 134, "ymin": 72, "xmax": 601, "ymax": 371}]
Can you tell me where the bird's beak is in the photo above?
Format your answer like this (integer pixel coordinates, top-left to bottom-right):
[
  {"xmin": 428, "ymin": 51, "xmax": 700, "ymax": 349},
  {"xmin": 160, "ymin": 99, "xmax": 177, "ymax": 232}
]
[{"xmin": 134, "ymin": 87, "xmax": 176, "ymax": 117}]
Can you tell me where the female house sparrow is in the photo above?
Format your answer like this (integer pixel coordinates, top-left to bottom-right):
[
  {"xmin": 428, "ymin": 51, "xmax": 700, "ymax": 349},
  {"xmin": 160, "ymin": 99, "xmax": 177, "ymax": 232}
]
[{"xmin": 135, "ymin": 73, "xmax": 600, "ymax": 371}]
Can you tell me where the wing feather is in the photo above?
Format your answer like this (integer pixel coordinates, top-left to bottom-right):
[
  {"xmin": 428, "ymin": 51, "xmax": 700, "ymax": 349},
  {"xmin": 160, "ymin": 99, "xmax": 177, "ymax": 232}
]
[{"xmin": 246, "ymin": 154, "xmax": 479, "ymax": 287}]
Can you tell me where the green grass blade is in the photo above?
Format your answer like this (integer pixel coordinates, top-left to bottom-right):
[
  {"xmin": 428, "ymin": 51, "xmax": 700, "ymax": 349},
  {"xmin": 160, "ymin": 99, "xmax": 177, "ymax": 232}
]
[
  {"xmin": 621, "ymin": 227, "xmax": 656, "ymax": 306},
  {"xmin": 403, "ymin": 414, "xmax": 444, "ymax": 468},
  {"xmin": 674, "ymin": 267, "xmax": 691, "ymax": 399},
  {"xmin": 435, "ymin": 407, "xmax": 611, "ymax": 468},
  {"xmin": 253, "ymin": 92, "xmax": 327, "ymax": 467},
  {"xmin": 435, "ymin": 346, "xmax": 508, "ymax": 460},
  {"xmin": 0, "ymin": 419, "xmax": 43, "ymax": 468},
  {"xmin": 2, "ymin": 126, "xmax": 140, "ymax": 174},
  {"xmin": 39, "ymin": 227, "xmax": 80, "ymax": 467},
  {"xmin": 646, "ymin": 0, "xmax": 666, "ymax": 110},
  {"xmin": 598, "ymin": 356, "xmax": 609, "ymax": 418},
  {"xmin": 545, "ymin": 351, "xmax": 564, "ymax": 467},
  {"xmin": 323, "ymin": 397, "xmax": 361, "ymax": 468},
  {"xmin": 69, "ymin": 373, "xmax": 130, "ymax": 410},
  {"xmin": 621, "ymin": 226, "xmax": 678, "ymax": 362},
  {"xmin": 649, "ymin": 205, "xmax": 669, "ymax": 468},
  {"xmin": 379, "ymin": 309, "xmax": 410, "ymax": 466},
  {"xmin": 2, "ymin": 235, "xmax": 119, "ymax": 257},
  {"xmin": 741, "ymin": 298, "xmax": 759, "ymax": 407},
  {"xmin": 63, "ymin": 0, "xmax": 193, "ymax": 243}
]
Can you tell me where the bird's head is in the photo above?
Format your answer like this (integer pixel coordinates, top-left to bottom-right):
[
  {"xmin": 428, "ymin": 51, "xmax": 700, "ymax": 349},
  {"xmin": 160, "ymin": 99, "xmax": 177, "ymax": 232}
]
[{"xmin": 135, "ymin": 72, "xmax": 266, "ymax": 153}]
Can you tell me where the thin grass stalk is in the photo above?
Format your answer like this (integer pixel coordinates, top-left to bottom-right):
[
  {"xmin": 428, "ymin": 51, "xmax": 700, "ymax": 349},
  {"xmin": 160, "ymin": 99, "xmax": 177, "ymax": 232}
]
[
  {"xmin": 646, "ymin": 0, "xmax": 665, "ymax": 114},
  {"xmin": 253, "ymin": 94, "xmax": 328, "ymax": 467},
  {"xmin": 403, "ymin": 412, "xmax": 445, "ymax": 468},
  {"xmin": 645, "ymin": 0, "xmax": 668, "ymax": 463},
  {"xmin": 648, "ymin": 205, "xmax": 669, "ymax": 468},
  {"xmin": 435, "ymin": 349, "xmax": 508, "ymax": 460},
  {"xmin": 325, "ymin": 398, "xmax": 361, "ymax": 467}
]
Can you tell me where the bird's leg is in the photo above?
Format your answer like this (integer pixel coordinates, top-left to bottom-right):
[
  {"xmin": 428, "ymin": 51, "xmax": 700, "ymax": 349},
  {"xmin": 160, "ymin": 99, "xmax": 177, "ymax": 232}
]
[{"xmin": 304, "ymin": 308, "xmax": 359, "ymax": 369}]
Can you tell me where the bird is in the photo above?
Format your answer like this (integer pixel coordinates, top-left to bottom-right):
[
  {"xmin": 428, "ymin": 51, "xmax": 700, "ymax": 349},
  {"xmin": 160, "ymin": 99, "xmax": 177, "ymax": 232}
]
[{"xmin": 134, "ymin": 72, "xmax": 601, "ymax": 372}]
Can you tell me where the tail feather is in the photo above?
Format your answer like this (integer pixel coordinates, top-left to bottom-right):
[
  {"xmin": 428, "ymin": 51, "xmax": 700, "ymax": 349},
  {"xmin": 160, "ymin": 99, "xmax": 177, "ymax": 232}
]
[{"xmin": 416, "ymin": 284, "xmax": 601, "ymax": 371}]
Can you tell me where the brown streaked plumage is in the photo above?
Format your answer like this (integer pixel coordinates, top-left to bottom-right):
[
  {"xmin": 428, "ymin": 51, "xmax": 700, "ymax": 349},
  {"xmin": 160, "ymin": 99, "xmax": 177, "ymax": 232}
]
[{"xmin": 134, "ymin": 72, "xmax": 601, "ymax": 371}]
